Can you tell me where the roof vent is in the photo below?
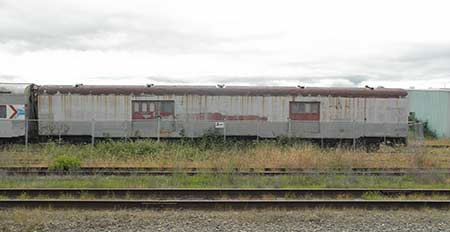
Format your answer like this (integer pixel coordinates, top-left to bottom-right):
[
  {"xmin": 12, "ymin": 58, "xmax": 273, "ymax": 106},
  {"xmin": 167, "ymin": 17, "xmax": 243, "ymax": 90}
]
[
  {"xmin": 146, "ymin": 84, "xmax": 154, "ymax": 88},
  {"xmin": 74, "ymin": 84, "xmax": 83, "ymax": 88},
  {"xmin": 297, "ymin": 85, "xmax": 305, "ymax": 89},
  {"xmin": 365, "ymin": 85, "xmax": 374, "ymax": 90},
  {"xmin": 377, "ymin": 86, "xmax": 384, "ymax": 89},
  {"xmin": 217, "ymin": 84, "xmax": 225, "ymax": 88}
]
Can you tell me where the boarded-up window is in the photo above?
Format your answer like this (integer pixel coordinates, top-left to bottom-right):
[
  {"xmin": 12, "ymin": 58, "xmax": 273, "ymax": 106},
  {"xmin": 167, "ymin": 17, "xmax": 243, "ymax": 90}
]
[
  {"xmin": 160, "ymin": 101, "xmax": 174, "ymax": 116},
  {"xmin": 132, "ymin": 100, "xmax": 174, "ymax": 120},
  {"xmin": 0, "ymin": 105, "xmax": 6, "ymax": 119},
  {"xmin": 133, "ymin": 102, "xmax": 140, "ymax": 113},
  {"xmin": 290, "ymin": 102, "xmax": 320, "ymax": 121}
]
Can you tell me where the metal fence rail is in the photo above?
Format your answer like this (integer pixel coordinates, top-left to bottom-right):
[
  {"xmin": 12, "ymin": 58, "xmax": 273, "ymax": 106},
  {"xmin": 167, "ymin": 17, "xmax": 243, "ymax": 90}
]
[{"xmin": 1, "ymin": 118, "xmax": 423, "ymax": 149}]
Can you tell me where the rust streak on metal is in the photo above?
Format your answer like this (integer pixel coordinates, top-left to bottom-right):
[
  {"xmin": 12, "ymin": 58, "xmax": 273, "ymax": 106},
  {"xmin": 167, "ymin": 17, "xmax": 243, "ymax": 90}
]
[{"xmin": 191, "ymin": 112, "xmax": 268, "ymax": 121}]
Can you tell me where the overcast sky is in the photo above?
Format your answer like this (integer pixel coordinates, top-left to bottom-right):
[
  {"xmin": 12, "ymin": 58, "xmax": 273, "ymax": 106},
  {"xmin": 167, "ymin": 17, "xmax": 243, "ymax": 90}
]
[{"xmin": 1, "ymin": 0, "xmax": 450, "ymax": 88}]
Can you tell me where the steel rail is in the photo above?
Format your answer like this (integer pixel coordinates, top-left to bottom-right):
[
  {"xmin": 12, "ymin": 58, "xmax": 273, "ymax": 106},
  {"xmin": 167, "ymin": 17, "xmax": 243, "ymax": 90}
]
[
  {"xmin": 1, "ymin": 188, "xmax": 450, "ymax": 199},
  {"xmin": 2, "ymin": 167, "xmax": 450, "ymax": 176},
  {"xmin": 426, "ymin": 144, "xmax": 450, "ymax": 148},
  {"xmin": 1, "ymin": 199, "xmax": 450, "ymax": 209}
]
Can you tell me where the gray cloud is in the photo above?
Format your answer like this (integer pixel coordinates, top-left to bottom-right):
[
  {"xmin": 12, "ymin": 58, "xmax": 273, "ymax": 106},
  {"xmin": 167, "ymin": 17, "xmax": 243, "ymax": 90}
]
[
  {"xmin": 398, "ymin": 44, "xmax": 450, "ymax": 63},
  {"xmin": 356, "ymin": 44, "xmax": 450, "ymax": 81},
  {"xmin": 0, "ymin": 74, "xmax": 21, "ymax": 82},
  {"xmin": 1, "ymin": 1, "xmax": 449, "ymax": 88},
  {"xmin": 0, "ymin": 2, "xmax": 223, "ymax": 53},
  {"xmin": 88, "ymin": 76, "xmax": 132, "ymax": 81},
  {"xmin": 145, "ymin": 76, "xmax": 191, "ymax": 84},
  {"xmin": 0, "ymin": 1, "xmax": 277, "ymax": 55},
  {"xmin": 344, "ymin": 75, "xmax": 370, "ymax": 85},
  {"xmin": 282, "ymin": 44, "xmax": 450, "ymax": 85},
  {"xmin": 180, "ymin": 75, "xmax": 371, "ymax": 87}
]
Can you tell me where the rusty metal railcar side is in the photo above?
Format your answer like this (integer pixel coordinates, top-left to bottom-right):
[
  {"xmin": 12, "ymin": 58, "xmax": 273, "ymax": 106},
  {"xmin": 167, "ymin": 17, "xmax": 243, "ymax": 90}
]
[{"xmin": 35, "ymin": 85, "xmax": 409, "ymax": 141}]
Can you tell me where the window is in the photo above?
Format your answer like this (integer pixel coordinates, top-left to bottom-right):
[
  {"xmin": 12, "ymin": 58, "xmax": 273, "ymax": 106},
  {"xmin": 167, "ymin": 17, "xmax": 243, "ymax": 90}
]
[
  {"xmin": 141, "ymin": 102, "xmax": 147, "ymax": 112},
  {"xmin": 149, "ymin": 102, "xmax": 155, "ymax": 112},
  {"xmin": 132, "ymin": 100, "xmax": 174, "ymax": 120},
  {"xmin": 0, "ymin": 105, "xmax": 6, "ymax": 119},
  {"xmin": 133, "ymin": 102, "xmax": 140, "ymax": 113},
  {"xmin": 310, "ymin": 103, "xmax": 320, "ymax": 113},
  {"xmin": 290, "ymin": 102, "xmax": 320, "ymax": 121},
  {"xmin": 160, "ymin": 101, "xmax": 174, "ymax": 115},
  {"xmin": 290, "ymin": 102, "xmax": 320, "ymax": 113}
]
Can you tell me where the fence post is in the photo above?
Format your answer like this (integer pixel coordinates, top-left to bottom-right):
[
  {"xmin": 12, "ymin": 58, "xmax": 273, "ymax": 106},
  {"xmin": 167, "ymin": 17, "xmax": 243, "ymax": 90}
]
[
  {"xmin": 25, "ymin": 118, "xmax": 28, "ymax": 153},
  {"xmin": 363, "ymin": 120, "xmax": 366, "ymax": 147},
  {"xmin": 124, "ymin": 121, "xmax": 128, "ymax": 141},
  {"xmin": 190, "ymin": 118, "xmax": 194, "ymax": 138},
  {"xmin": 256, "ymin": 119, "xmax": 259, "ymax": 142},
  {"xmin": 128, "ymin": 120, "xmax": 132, "ymax": 141},
  {"xmin": 320, "ymin": 122, "xmax": 324, "ymax": 149},
  {"xmin": 157, "ymin": 117, "xmax": 160, "ymax": 142},
  {"xmin": 91, "ymin": 119, "xmax": 95, "ymax": 145},
  {"xmin": 58, "ymin": 121, "xmax": 62, "ymax": 145},
  {"xmin": 288, "ymin": 119, "xmax": 291, "ymax": 139},
  {"xmin": 352, "ymin": 121, "xmax": 356, "ymax": 150},
  {"xmin": 223, "ymin": 118, "xmax": 226, "ymax": 142}
]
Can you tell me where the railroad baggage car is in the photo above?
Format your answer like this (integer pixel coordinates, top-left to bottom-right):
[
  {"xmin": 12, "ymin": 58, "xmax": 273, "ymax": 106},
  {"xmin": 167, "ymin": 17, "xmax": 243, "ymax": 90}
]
[{"xmin": 27, "ymin": 85, "xmax": 409, "ymax": 143}]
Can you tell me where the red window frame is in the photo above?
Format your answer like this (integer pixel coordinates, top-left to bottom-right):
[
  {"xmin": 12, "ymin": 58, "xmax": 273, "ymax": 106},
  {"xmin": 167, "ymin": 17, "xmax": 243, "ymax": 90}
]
[
  {"xmin": 289, "ymin": 101, "xmax": 320, "ymax": 121},
  {"xmin": 132, "ymin": 100, "xmax": 174, "ymax": 120}
]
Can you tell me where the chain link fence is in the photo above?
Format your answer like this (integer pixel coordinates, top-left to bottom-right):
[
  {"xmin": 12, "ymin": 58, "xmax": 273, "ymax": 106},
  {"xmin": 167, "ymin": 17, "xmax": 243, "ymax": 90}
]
[
  {"xmin": 0, "ymin": 119, "xmax": 427, "ymax": 164},
  {"xmin": 0, "ymin": 118, "xmax": 423, "ymax": 148},
  {"xmin": 407, "ymin": 122, "xmax": 424, "ymax": 153}
]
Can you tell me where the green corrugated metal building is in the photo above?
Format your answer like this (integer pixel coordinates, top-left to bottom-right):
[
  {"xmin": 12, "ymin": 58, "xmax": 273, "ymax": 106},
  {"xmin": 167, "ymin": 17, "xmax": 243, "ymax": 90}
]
[{"xmin": 408, "ymin": 89, "xmax": 450, "ymax": 138}]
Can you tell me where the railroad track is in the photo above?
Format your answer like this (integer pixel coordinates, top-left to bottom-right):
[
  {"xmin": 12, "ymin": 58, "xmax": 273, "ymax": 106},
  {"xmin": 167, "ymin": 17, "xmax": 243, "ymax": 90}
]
[
  {"xmin": 426, "ymin": 144, "xmax": 450, "ymax": 148},
  {"xmin": 1, "ymin": 188, "xmax": 450, "ymax": 198},
  {"xmin": 1, "ymin": 167, "xmax": 450, "ymax": 176},
  {"xmin": 2, "ymin": 188, "xmax": 450, "ymax": 209},
  {"xmin": 2, "ymin": 199, "xmax": 450, "ymax": 209}
]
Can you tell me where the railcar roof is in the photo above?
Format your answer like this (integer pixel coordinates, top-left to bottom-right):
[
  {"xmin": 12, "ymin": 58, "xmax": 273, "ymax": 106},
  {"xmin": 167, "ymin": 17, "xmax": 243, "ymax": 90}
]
[{"xmin": 37, "ymin": 85, "xmax": 408, "ymax": 98}]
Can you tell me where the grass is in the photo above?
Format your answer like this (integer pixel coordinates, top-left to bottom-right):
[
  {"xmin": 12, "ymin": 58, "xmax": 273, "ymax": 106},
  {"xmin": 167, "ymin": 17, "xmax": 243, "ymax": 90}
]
[
  {"xmin": 1, "ymin": 173, "xmax": 450, "ymax": 189},
  {"xmin": 48, "ymin": 155, "xmax": 81, "ymax": 171},
  {"xmin": 0, "ymin": 139, "xmax": 449, "ymax": 169},
  {"xmin": 361, "ymin": 191, "xmax": 385, "ymax": 200},
  {"xmin": 3, "ymin": 191, "xmax": 450, "ymax": 200},
  {"xmin": 359, "ymin": 192, "xmax": 450, "ymax": 201},
  {"xmin": 425, "ymin": 138, "xmax": 450, "ymax": 146}
]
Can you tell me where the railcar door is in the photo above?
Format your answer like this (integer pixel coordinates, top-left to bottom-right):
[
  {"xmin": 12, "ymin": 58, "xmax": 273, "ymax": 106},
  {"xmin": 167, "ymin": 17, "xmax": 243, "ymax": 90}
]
[
  {"xmin": 289, "ymin": 101, "xmax": 320, "ymax": 137},
  {"xmin": 131, "ymin": 100, "xmax": 175, "ymax": 137}
]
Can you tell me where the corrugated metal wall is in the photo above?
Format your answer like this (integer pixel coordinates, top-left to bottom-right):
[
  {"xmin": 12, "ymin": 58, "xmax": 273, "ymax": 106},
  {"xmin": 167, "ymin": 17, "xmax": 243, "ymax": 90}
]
[
  {"xmin": 408, "ymin": 90, "xmax": 450, "ymax": 138},
  {"xmin": 38, "ymin": 94, "xmax": 408, "ymax": 123},
  {"xmin": 38, "ymin": 93, "xmax": 409, "ymax": 139}
]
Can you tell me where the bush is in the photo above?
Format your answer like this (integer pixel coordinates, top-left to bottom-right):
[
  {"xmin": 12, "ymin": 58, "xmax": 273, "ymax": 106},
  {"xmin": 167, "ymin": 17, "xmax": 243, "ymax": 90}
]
[
  {"xmin": 197, "ymin": 129, "xmax": 224, "ymax": 149},
  {"xmin": 361, "ymin": 191, "xmax": 384, "ymax": 200},
  {"xmin": 49, "ymin": 155, "xmax": 81, "ymax": 171},
  {"xmin": 409, "ymin": 113, "xmax": 437, "ymax": 139}
]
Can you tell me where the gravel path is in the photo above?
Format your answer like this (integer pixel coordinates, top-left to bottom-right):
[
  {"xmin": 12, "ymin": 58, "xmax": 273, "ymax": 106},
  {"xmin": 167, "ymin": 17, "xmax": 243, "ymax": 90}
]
[{"xmin": 1, "ymin": 208, "xmax": 449, "ymax": 232}]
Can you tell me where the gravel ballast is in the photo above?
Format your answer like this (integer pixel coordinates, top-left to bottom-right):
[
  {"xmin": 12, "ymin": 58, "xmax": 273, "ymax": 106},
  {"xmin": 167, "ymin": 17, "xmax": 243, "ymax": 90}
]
[{"xmin": 1, "ymin": 208, "xmax": 449, "ymax": 232}]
